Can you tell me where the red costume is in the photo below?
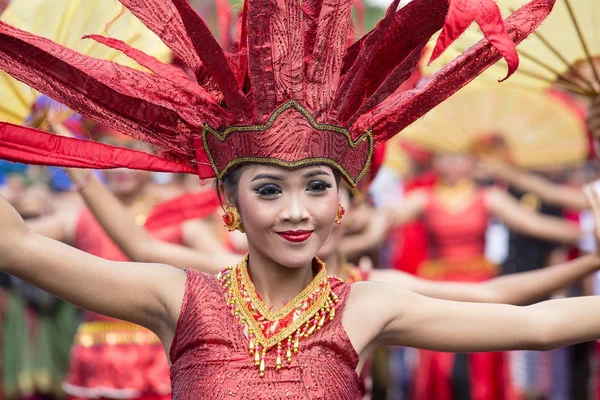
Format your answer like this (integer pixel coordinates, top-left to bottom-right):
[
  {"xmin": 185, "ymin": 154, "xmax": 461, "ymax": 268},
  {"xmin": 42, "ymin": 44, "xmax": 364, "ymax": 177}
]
[
  {"xmin": 170, "ymin": 269, "xmax": 360, "ymax": 399},
  {"xmin": 0, "ymin": 0, "xmax": 555, "ymax": 397},
  {"xmin": 414, "ymin": 188, "xmax": 509, "ymax": 400},
  {"xmin": 419, "ymin": 189, "xmax": 495, "ymax": 281}
]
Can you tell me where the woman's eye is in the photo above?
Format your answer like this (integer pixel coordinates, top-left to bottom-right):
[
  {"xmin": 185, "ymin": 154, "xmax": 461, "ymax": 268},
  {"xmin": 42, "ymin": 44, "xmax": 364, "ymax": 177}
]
[
  {"xmin": 307, "ymin": 180, "xmax": 333, "ymax": 193},
  {"xmin": 254, "ymin": 184, "xmax": 282, "ymax": 197}
]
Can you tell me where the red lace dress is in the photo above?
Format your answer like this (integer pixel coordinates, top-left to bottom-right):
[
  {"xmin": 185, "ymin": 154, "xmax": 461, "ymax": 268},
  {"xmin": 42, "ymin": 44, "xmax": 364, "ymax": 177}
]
[
  {"xmin": 169, "ymin": 269, "xmax": 361, "ymax": 399},
  {"xmin": 64, "ymin": 206, "xmax": 187, "ymax": 400},
  {"xmin": 413, "ymin": 189, "xmax": 510, "ymax": 400}
]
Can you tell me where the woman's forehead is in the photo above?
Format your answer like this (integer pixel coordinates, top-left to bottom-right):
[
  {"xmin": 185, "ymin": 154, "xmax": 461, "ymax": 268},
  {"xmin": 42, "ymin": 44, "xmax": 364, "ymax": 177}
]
[{"xmin": 241, "ymin": 164, "xmax": 335, "ymax": 179}]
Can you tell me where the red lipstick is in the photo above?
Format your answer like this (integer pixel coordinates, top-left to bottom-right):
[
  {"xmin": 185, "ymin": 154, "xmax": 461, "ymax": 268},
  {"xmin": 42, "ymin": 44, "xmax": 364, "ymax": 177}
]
[{"xmin": 277, "ymin": 230, "xmax": 313, "ymax": 243}]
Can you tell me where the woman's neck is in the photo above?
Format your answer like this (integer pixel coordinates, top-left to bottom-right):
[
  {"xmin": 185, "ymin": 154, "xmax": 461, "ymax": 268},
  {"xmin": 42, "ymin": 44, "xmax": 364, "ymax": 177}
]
[
  {"xmin": 245, "ymin": 247, "xmax": 318, "ymax": 313},
  {"xmin": 436, "ymin": 178, "xmax": 474, "ymax": 192},
  {"xmin": 321, "ymin": 251, "xmax": 342, "ymax": 277},
  {"xmin": 115, "ymin": 189, "xmax": 147, "ymax": 206}
]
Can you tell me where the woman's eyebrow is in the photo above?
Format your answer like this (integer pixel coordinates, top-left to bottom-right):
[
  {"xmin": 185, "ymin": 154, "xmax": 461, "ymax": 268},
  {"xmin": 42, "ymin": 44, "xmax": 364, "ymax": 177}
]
[
  {"xmin": 251, "ymin": 173, "xmax": 285, "ymax": 182},
  {"xmin": 303, "ymin": 170, "xmax": 331, "ymax": 178}
]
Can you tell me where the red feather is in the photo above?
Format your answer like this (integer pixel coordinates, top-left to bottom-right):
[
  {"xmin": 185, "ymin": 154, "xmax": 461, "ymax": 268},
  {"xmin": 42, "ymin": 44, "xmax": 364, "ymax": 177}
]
[
  {"xmin": 169, "ymin": 0, "xmax": 251, "ymax": 119},
  {"xmin": 246, "ymin": 0, "xmax": 278, "ymax": 122},
  {"xmin": 347, "ymin": 45, "xmax": 424, "ymax": 127},
  {"xmin": 329, "ymin": 0, "xmax": 401, "ymax": 122},
  {"xmin": 353, "ymin": 0, "xmax": 555, "ymax": 142},
  {"xmin": 271, "ymin": 0, "xmax": 303, "ymax": 103},
  {"xmin": 304, "ymin": 0, "xmax": 354, "ymax": 119},
  {"xmin": 0, "ymin": 21, "xmax": 229, "ymax": 160},
  {"xmin": 0, "ymin": 123, "xmax": 196, "ymax": 173},
  {"xmin": 340, "ymin": 0, "xmax": 449, "ymax": 121},
  {"xmin": 83, "ymin": 34, "xmax": 218, "ymax": 102},
  {"xmin": 117, "ymin": 0, "xmax": 204, "ymax": 76},
  {"xmin": 429, "ymin": 0, "xmax": 519, "ymax": 81},
  {"xmin": 301, "ymin": 0, "xmax": 324, "ymax": 63}
]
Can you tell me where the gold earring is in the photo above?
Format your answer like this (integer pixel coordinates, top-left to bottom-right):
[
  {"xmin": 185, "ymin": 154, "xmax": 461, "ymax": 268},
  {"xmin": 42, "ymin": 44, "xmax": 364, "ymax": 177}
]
[
  {"xmin": 222, "ymin": 205, "xmax": 244, "ymax": 232},
  {"xmin": 335, "ymin": 204, "xmax": 345, "ymax": 225}
]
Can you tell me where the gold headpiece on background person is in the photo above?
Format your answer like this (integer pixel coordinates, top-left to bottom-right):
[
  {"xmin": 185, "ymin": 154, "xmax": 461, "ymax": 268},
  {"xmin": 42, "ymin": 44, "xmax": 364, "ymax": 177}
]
[
  {"xmin": 0, "ymin": 0, "xmax": 171, "ymax": 125},
  {"xmin": 399, "ymin": 86, "xmax": 588, "ymax": 168}
]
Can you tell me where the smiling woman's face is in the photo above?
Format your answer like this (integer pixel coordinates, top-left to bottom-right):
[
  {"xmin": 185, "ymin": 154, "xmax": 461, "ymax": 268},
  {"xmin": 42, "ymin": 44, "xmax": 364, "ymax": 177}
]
[{"xmin": 223, "ymin": 164, "xmax": 340, "ymax": 269}]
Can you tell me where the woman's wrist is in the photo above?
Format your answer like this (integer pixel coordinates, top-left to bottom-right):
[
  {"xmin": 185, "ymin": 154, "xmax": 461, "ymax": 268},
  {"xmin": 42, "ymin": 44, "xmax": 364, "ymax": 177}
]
[{"xmin": 71, "ymin": 170, "xmax": 93, "ymax": 192}]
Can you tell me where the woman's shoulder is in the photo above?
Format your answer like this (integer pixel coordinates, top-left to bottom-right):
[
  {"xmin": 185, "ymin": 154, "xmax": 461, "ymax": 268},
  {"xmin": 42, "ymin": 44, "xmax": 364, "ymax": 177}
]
[
  {"xmin": 182, "ymin": 268, "xmax": 222, "ymax": 292},
  {"xmin": 170, "ymin": 269, "xmax": 226, "ymax": 335},
  {"xmin": 173, "ymin": 268, "xmax": 224, "ymax": 319}
]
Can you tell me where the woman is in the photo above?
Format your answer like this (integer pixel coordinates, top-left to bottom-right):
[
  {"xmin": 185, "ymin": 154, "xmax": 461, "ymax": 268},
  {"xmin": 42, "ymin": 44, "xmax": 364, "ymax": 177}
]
[
  {"xmin": 1, "ymin": 0, "xmax": 595, "ymax": 398},
  {"xmin": 387, "ymin": 84, "xmax": 591, "ymax": 399}
]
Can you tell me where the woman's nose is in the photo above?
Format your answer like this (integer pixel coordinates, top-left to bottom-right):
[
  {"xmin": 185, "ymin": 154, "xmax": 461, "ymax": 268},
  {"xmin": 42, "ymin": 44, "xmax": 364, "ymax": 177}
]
[{"xmin": 282, "ymin": 194, "xmax": 309, "ymax": 223}]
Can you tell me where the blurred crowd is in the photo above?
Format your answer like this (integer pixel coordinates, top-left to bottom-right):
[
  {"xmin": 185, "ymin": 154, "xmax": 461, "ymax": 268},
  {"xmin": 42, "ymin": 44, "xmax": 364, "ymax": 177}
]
[{"xmin": 1, "ymin": 0, "xmax": 600, "ymax": 399}]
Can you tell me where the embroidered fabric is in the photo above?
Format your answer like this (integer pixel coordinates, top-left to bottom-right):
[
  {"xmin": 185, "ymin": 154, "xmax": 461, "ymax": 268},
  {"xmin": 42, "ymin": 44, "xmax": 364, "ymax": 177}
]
[{"xmin": 169, "ymin": 269, "xmax": 361, "ymax": 400}]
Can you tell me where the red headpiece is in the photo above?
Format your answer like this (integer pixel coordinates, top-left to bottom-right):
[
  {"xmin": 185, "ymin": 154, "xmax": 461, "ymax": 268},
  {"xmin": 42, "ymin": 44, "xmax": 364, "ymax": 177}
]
[{"xmin": 0, "ymin": 0, "xmax": 555, "ymax": 186}]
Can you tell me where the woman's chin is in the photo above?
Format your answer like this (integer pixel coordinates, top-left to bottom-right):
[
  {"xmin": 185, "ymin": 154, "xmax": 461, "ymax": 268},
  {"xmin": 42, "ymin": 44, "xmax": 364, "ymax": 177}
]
[{"xmin": 272, "ymin": 247, "xmax": 319, "ymax": 270}]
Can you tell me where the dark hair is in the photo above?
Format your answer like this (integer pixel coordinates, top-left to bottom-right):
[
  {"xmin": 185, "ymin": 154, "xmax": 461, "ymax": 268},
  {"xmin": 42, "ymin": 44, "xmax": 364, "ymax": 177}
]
[
  {"xmin": 215, "ymin": 164, "xmax": 343, "ymax": 208},
  {"xmin": 216, "ymin": 165, "xmax": 245, "ymax": 208}
]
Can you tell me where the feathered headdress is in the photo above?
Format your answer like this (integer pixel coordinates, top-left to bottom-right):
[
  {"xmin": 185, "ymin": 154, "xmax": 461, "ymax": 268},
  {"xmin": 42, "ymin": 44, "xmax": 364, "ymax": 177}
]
[
  {"xmin": 0, "ymin": 0, "xmax": 171, "ymax": 125},
  {"xmin": 0, "ymin": 0, "xmax": 555, "ymax": 186}
]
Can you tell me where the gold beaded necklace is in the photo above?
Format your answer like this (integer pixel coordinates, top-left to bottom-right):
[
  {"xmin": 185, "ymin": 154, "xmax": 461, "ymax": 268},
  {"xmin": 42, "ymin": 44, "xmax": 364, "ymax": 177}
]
[{"xmin": 217, "ymin": 255, "xmax": 339, "ymax": 377}]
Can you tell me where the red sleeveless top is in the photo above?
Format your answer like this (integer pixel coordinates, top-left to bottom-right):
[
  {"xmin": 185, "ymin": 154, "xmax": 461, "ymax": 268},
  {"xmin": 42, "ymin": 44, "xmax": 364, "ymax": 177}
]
[
  {"xmin": 422, "ymin": 189, "xmax": 489, "ymax": 261},
  {"xmin": 169, "ymin": 269, "xmax": 361, "ymax": 399}
]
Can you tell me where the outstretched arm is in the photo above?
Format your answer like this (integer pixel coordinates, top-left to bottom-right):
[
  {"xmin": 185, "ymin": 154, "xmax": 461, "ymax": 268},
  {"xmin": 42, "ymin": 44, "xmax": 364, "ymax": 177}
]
[
  {"xmin": 486, "ymin": 187, "xmax": 582, "ymax": 243},
  {"xmin": 0, "ymin": 193, "xmax": 186, "ymax": 335},
  {"xmin": 181, "ymin": 218, "xmax": 232, "ymax": 255},
  {"xmin": 347, "ymin": 281, "xmax": 600, "ymax": 354},
  {"xmin": 25, "ymin": 208, "xmax": 79, "ymax": 243},
  {"xmin": 479, "ymin": 161, "xmax": 588, "ymax": 210},
  {"xmin": 369, "ymin": 253, "xmax": 600, "ymax": 305},
  {"xmin": 69, "ymin": 169, "xmax": 237, "ymax": 274},
  {"xmin": 345, "ymin": 185, "xmax": 600, "ymax": 355}
]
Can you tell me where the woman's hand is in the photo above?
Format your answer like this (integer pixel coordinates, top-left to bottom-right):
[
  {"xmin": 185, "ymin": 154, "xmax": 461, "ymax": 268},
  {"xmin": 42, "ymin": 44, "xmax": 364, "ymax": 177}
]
[{"xmin": 66, "ymin": 168, "xmax": 91, "ymax": 189}]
